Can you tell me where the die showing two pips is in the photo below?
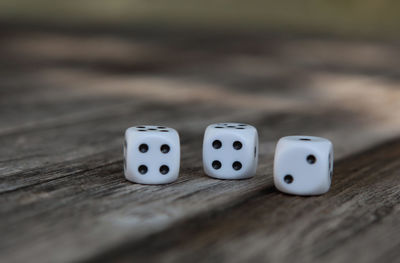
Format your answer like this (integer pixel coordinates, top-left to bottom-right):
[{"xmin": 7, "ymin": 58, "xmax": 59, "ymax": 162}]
[
  {"xmin": 124, "ymin": 123, "xmax": 334, "ymax": 196},
  {"xmin": 274, "ymin": 136, "xmax": 333, "ymax": 195}
]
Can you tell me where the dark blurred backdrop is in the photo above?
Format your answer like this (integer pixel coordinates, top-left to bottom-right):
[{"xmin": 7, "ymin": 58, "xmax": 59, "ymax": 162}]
[{"xmin": 0, "ymin": 0, "xmax": 399, "ymax": 39}]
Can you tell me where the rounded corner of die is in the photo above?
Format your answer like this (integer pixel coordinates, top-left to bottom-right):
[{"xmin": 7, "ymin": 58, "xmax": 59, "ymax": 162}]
[
  {"xmin": 169, "ymin": 128, "xmax": 180, "ymax": 140},
  {"xmin": 124, "ymin": 173, "xmax": 135, "ymax": 184},
  {"xmin": 124, "ymin": 127, "xmax": 134, "ymax": 135},
  {"xmin": 276, "ymin": 136, "xmax": 292, "ymax": 147},
  {"xmin": 279, "ymin": 135, "xmax": 293, "ymax": 141},
  {"xmin": 326, "ymin": 140, "xmax": 334, "ymax": 149},
  {"xmin": 204, "ymin": 124, "xmax": 217, "ymax": 133}
]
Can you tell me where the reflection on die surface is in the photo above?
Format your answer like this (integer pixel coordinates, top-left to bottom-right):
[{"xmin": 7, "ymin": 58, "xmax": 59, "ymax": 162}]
[
  {"xmin": 124, "ymin": 125, "xmax": 180, "ymax": 185},
  {"xmin": 203, "ymin": 123, "xmax": 259, "ymax": 180},
  {"xmin": 274, "ymin": 136, "xmax": 334, "ymax": 196}
]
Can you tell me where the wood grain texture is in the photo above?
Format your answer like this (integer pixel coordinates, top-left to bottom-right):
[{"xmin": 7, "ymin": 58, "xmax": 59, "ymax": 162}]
[
  {"xmin": 0, "ymin": 28, "xmax": 399, "ymax": 263},
  {"xmin": 88, "ymin": 138, "xmax": 400, "ymax": 263}
]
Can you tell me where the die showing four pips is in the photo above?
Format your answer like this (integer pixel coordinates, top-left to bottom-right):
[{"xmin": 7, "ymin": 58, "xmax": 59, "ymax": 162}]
[{"xmin": 124, "ymin": 123, "xmax": 334, "ymax": 196}]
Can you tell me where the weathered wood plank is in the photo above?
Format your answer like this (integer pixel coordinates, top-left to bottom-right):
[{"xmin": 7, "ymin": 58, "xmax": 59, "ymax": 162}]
[
  {"xmin": 86, "ymin": 138, "xmax": 400, "ymax": 263},
  {"xmin": 1, "ymin": 134, "xmax": 399, "ymax": 263}
]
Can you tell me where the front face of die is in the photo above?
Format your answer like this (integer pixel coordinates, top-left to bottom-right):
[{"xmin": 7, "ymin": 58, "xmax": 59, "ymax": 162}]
[
  {"xmin": 124, "ymin": 126, "xmax": 180, "ymax": 184},
  {"xmin": 203, "ymin": 123, "xmax": 258, "ymax": 179},
  {"xmin": 274, "ymin": 136, "xmax": 333, "ymax": 195}
]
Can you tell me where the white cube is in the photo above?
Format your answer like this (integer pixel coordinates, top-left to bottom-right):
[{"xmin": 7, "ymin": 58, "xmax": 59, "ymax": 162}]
[
  {"xmin": 273, "ymin": 135, "xmax": 334, "ymax": 195},
  {"xmin": 124, "ymin": 125, "xmax": 180, "ymax": 184},
  {"xmin": 202, "ymin": 123, "xmax": 258, "ymax": 179}
]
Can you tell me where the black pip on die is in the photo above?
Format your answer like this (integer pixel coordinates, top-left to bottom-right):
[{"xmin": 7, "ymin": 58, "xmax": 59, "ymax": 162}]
[
  {"xmin": 202, "ymin": 123, "xmax": 259, "ymax": 179},
  {"xmin": 124, "ymin": 126, "xmax": 180, "ymax": 184}
]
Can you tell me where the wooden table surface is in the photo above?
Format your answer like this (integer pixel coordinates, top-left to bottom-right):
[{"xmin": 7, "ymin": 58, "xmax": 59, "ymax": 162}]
[{"xmin": 1, "ymin": 27, "xmax": 400, "ymax": 263}]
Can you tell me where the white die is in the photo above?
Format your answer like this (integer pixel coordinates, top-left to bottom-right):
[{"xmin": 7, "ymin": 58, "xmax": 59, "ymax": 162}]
[
  {"xmin": 202, "ymin": 123, "xmax": 258, "ymax": 180},
  {"xmin": 273, "ymin": 136, "xmax": 334, "ymax": 196},
  {"xmin": 124, "ymin": 125, "xmax": 180, "ymax": 184}
]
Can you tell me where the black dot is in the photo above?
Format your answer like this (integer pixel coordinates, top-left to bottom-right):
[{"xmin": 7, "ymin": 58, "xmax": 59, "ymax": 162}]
[
  {"xmin": 159, "ymin": 165, "xmax": 169, "ymax": 175},
  {"xmin": 300, "ymin": 138, "xmax": 311, "ymax": 141},
  {"xmin": 137, "ymin": 126, "xmax": 146, "ymax": 128},
  {"xmin": 254, "ymin": 146, "xmax": 257, "ymax": 157},
  {"xmin": 138, "ymin": 144, "xmax": 148, "ymax": 153},
  {"xmin": 212, "ymin": 140, "xmax": 222, "ymax": 149},
  {"xmin": 138, "ymin": 129, "xmax": 147, "ymax": 132},
  {"xmin": 238, "ymin": 124, "xmax": 247, "ymax": 126},
  {"xmin": 157, "ymin": 126, "xmax": 166, "ymax": 129},
  {"xmin": 233, "ymin": 141, "xmax": 242, "ymax": 150},
  {"xmin": 284, "ymin": 175, "xmax": 293, "ymax": 184},
  {"xmin": 236, "ymin": 127, "xmax": 245, "ymax": 129},
  {"xmin": 212, "ymin": 160, "xmax": 221, "ymax": 170},
  {"xmin": 307, "ymin": 155, "xmax": 316, "ymax": 164},
  {"xmin": 215, "ymin": 126, "xmax": 224, "ymax": 128},
  {"xmin": 138, "ymin": 165, "xmax": 148, "ymax": 174},
  {"xmin": 227, "ymin": 125, "xmax": 235, "ymax": 128},
  {"xmin": 160, "ymin": 130, "xmax": 169, "ymax": 132},
  {"xmin": 148, "ymin": 128, "xmax": 157, "ymax": 131},
  {"xmin": 160, "ymin": 144, "xmax": 170, "ymax": 153},
  {"xmin": 232, "ymin": 161, "xmax": 242, "ymax": 170}
]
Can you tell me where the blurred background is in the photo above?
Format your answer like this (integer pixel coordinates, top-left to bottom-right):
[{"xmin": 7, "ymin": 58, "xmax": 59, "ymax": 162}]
[{"xmin": 1, "ymin": 0, "xmax": 400, "ymax": 38}]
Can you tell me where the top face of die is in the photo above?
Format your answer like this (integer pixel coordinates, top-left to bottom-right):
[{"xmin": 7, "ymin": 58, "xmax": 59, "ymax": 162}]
[
  {"xmin": 205, "ymin": 123, "xmax": 257, "ymax": 136},
  {"xmin": 126, "ymin": 125, "xmax": 178, "ymax": 137}
]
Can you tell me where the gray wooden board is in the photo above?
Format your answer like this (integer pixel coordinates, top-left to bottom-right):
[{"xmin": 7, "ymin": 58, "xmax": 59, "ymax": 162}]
[
  {"xmin": 87, "ymin": 138, "xmax": 400, "ymax": 263},
  {"xmin": 0, "ymin": 29, "xmax": 399, "ymax": 263}
]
